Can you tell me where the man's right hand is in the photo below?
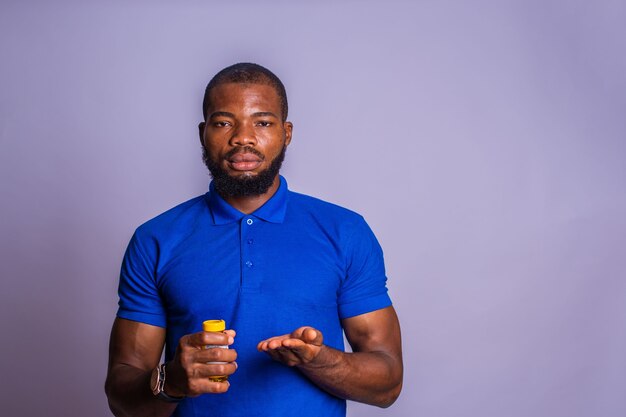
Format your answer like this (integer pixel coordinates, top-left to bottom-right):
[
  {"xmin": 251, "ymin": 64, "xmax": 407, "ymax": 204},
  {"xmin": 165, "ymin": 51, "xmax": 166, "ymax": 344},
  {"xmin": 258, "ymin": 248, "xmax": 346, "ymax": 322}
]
[
  {"xmin": 106, "ymin": 319, "xmax": 239, "ymax": 417},
  {"xmin": 164, "ymin": 329, "xmax": 238, "ymax": 397}
]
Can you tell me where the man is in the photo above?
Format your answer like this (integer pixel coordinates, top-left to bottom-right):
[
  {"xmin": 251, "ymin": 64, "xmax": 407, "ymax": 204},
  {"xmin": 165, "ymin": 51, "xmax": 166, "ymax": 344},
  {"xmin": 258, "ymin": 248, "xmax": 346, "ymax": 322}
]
[{"xmin": 105, "ymin": 63, "xmax": 403, "ymax": 417}]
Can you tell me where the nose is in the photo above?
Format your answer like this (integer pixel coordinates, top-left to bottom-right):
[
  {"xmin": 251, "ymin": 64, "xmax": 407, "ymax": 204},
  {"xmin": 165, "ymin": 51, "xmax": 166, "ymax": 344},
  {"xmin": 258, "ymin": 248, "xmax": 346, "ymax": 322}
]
[{"xmin": 229, "ymin": 122, "xmax": 257, "ymax": 147}]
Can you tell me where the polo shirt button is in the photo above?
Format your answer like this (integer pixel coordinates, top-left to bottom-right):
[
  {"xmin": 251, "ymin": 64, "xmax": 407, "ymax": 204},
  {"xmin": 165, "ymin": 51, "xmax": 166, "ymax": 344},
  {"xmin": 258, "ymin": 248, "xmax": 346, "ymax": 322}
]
[
  {"xmin": 248, "ymin": 239, "xmax": 254, "ymax": 244},
  {"xmin": 246, "ymin": 219, "xmax": 253, "ymax": 225},
  {"xmin": 245, "ymin": 261, "xmax": 253, "ymax": 267}
]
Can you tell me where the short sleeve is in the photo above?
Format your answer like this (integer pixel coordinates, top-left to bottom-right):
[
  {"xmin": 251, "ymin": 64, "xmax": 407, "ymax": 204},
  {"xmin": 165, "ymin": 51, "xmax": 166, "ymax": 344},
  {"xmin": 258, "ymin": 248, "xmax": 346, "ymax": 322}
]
[
  {"xmin": 116, "ymin": 230, "xmax": 167, "ymax": 327},
  {"xmin": 337, "ymin": 216, "xmax": 392, "ymax": 319}
]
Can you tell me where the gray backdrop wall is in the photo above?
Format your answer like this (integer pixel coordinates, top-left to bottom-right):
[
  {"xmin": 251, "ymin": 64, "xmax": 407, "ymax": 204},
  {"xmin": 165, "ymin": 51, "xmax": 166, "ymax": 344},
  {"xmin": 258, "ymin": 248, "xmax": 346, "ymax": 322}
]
[{"xmin": 1, "ymin": 1, "xmax": 625, "ymax": 416}]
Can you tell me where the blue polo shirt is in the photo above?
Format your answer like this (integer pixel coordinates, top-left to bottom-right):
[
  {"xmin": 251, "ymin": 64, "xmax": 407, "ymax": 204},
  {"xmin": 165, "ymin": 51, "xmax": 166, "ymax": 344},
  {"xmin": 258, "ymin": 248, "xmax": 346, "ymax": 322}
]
[{"xmin": 117, "ymin": 176, "xmax": 391, "ymax": 417}]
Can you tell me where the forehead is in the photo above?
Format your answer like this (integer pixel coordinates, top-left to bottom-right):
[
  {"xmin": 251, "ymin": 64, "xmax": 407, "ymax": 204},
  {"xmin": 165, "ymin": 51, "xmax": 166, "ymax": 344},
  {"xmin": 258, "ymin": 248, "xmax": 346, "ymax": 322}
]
[{"xmin": 208, "ymin": 83, "xmax": 281, "ymax": 114}]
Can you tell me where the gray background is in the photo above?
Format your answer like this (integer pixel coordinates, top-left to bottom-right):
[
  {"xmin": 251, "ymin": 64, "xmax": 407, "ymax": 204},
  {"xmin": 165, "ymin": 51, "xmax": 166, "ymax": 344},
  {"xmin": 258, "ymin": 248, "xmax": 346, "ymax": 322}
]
[{"xmin": 1, "ymin": 1, "xmax": 625, "ymax": 416}]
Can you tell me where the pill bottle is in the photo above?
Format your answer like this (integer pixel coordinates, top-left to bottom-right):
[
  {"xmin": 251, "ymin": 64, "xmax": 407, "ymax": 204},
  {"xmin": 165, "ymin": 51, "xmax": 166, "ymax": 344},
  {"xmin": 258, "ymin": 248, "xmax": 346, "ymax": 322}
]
[{"xmin": 202, "ymin": 319, "xmax": 228, "ymax": 382}]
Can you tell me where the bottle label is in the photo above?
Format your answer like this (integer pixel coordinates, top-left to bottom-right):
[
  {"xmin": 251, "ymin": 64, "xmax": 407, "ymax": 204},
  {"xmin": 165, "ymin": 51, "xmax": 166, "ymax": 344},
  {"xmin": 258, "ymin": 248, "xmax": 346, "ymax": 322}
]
[
  {"xmin": 204, "ymin": 345, "xmax": 229, "ymax": 382},
  {"xmin": 204, "ymin": 344, "xmax": 228, "ymax": 364}
]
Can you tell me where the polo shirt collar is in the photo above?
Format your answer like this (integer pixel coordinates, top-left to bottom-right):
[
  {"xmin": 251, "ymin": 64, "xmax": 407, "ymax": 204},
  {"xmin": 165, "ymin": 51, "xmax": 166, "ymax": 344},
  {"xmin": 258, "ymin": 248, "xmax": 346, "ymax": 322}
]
[{"xmin": 206, "ymin": 176, "xmax": 289, "ymax": 225}]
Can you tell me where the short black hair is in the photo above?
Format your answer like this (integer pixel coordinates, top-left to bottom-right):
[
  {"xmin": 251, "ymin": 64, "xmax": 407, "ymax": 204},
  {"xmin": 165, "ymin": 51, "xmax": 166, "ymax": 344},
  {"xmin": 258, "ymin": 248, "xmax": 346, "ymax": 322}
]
[{"xmin": 202, "ymin": 63, "xmax": 288, "ymax": 122}]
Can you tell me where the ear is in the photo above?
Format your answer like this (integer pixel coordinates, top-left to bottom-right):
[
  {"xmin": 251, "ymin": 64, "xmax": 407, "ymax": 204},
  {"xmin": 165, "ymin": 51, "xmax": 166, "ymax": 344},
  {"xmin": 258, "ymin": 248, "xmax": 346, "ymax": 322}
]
[
  {"xmin": 284, "ymin": 121, "xmax": 293, "ymax": 147},
  {"xmin": 198, "ymin": 122, "xmax": 205, "ymax": 146}
]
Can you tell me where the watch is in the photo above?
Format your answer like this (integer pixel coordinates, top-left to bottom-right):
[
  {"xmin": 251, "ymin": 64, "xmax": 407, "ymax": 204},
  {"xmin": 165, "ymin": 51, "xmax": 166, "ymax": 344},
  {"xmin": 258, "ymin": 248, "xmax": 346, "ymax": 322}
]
[{"xmin": 150, "ymin": 363, "xmax": 185, "ymax": 403}]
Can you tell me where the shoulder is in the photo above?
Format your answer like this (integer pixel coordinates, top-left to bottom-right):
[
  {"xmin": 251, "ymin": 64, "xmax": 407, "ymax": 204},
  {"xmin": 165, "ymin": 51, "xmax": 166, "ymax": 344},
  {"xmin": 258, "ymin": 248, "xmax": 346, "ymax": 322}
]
[
  {"xmin": 286, "ymin": 190, "xmax": 374, "ymax": 243},
  {"xmin": 134, "ymin": 194, "xmax": 209, "ymax": 241},
  {"xmin": 288, "ymin": 190, "xmax": 364, "ymax": 223}
]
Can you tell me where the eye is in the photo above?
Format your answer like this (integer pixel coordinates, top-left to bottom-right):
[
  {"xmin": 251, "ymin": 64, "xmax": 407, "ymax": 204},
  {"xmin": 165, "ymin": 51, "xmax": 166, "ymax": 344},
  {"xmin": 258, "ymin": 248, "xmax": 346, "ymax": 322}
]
[
  {"xmin": 256, "ymin": 121, "xmax": 272, "ymax": 127},
  {"xmin": 213, "ymin": 121, "xmax": 231, "ymax": 128}
]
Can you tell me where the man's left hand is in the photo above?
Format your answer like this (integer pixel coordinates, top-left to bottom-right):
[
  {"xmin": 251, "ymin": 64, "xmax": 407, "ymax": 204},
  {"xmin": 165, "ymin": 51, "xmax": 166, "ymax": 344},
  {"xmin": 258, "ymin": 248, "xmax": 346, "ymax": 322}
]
[{"xmin": 257, "ymin": 326, "xmax": 324, "ymax": 367}]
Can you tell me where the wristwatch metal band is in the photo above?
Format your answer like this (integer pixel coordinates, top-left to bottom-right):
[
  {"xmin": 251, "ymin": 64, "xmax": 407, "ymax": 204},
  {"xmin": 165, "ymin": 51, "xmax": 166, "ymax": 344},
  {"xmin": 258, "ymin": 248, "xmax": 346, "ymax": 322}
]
[{"xmin": 154, "ymin": 363, "xmax": 185, "ymax": 403}]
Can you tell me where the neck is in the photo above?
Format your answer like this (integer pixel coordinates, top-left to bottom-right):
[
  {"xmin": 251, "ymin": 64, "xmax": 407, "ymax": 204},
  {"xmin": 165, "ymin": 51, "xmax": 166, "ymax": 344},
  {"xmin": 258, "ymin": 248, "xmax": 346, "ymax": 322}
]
[{"xmin": 221, "ymin": 175, "xmax": 281, "ymax": 215}]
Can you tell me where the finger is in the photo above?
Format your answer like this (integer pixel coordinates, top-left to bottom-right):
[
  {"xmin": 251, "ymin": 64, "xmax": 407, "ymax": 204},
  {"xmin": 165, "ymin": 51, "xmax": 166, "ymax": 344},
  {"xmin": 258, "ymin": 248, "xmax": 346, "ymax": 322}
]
[
  {"xmin": 280, "ymin": 338, "xmax": 307, "ymax": 350},
  {"xmin": 280, "ymin": 339, "xmax": 322, "ymax": 363},
  {"xmin": 224, "ymin": 329, "xmax": 236, "ymax": 341},
  {"xmin": 303, "ymin": 328, "xmax": 323, "ymax": 346},
  {"xmin": 258, "ymin": 340, "xmax": 272, "ymax": 351},
  {"xmin": 186, "ymin": 379, "xmax": 231, "ymax": 397},
  {"xmin": 289, "ymin": 327, "xmax": 322, "ymax": 345},
  {"xmin": 280, "ymin": 340, "xmax": 315, "ymax": 361},
  {"xmin": 290, "ymin": 326, "xmax": 309, "ymax": 339},
  {"xmin": 268, "ymin": 338, "xmax": 287, "ymax": 350},
  {"xmin": 257, "ymin": 338, "xmax": 275, "ymax": 351},
  {"xmin": 186, "ymin": 331, "xmax": 232, "ymax": 348},
  {"xmin": 190, "ymin": 361, "xmax": 238, "ymax": 379},
  {"xmin": 193, "ymin": 347, "xmax": 238, "ymax": 363},
  {"xmin": 257, "ymin": 334, "xmax": 289, "ymax": 351}
]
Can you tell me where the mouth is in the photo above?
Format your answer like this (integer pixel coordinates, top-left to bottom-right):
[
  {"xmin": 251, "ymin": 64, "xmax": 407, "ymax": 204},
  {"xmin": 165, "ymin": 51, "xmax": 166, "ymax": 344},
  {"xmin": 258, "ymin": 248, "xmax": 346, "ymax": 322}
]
[{"xmin": 227, "ymin": 152, "xmax": 263, "ymax": 172}]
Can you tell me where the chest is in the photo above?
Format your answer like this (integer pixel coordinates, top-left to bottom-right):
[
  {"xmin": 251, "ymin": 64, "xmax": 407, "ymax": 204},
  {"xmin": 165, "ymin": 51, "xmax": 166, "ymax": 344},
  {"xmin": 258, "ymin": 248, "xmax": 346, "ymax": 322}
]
[{"xmin": 155, "ymin": 221, "xmax": 346, "ymax": 328}]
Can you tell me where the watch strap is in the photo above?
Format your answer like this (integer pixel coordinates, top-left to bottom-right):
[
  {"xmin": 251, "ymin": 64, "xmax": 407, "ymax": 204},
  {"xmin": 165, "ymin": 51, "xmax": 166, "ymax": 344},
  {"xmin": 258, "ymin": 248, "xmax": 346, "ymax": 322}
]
[{"xmin": 153, "ymin": 363, "xmax": 185, "ymax": 403}]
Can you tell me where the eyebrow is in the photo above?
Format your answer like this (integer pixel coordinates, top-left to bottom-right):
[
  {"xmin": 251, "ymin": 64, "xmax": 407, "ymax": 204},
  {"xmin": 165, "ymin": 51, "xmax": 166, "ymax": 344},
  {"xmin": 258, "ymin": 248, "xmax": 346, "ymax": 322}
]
[
  {"xmin": 208, "ymin": 111, "xmax": 235, "ymax": 119},
  {"xmin": 251, "ymin": 112, "xmax": 278, "ymax": 119},
  {"xmin": 208, "ymin": 111, "xmax": 279, "ymax": 119}
]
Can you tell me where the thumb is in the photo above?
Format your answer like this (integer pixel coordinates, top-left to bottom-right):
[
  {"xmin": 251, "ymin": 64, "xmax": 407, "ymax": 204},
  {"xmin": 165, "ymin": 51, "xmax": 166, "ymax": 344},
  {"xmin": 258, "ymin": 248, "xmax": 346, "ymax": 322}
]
[{"xmin": 304, "ymin": 327, "xmax": 323, "ymax": 346}]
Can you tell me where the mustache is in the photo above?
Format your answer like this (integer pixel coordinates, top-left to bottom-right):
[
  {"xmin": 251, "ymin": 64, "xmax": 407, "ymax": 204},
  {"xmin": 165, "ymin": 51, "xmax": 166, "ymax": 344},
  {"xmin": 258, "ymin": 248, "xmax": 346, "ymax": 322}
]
[{"xmin": 224, "ymin": 146, "xmax": 265, "ymax": 160}]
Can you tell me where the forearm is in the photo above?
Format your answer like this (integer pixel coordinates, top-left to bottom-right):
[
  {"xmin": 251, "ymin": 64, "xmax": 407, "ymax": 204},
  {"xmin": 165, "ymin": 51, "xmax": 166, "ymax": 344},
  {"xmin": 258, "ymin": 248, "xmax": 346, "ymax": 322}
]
[
  {"xmin": 296, "ymin": 345, "xmax": 403, "ymax": 408},
  {"xmin": 105, "ymin": 364, "xmax": 177, "ymax": 417}
]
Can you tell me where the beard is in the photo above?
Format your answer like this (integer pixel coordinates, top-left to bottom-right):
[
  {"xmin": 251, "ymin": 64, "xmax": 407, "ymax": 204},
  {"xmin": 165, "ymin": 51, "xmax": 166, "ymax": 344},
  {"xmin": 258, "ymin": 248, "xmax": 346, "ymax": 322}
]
[{"xmin": 202, "ymin": 144, "xmax": 286, "ymax": 198}]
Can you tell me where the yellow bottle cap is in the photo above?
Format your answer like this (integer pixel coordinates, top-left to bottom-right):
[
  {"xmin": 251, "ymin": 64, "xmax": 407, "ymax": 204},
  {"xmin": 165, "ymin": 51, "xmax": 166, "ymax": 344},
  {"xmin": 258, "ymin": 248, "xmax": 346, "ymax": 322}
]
[{"xmin": 203, "ymin": 319, "xmax": 225, "ymax": 332}]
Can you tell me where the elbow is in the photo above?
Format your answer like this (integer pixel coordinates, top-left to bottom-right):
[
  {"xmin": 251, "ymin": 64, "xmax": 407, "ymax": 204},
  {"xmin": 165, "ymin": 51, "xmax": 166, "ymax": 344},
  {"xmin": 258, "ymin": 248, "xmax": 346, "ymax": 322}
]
[
  {"xmin": 376, "ymin": 381, "xmax": 402, "ymax": 408},
  {"xmin": 104, "ymin": 375, "xmax": 124, "ymax": 417},
  {"xmin": 104, "ymin": 375, "xmax": 116, "ymax": 407},
  {"xmin": 104, "ymin": 375, "xmax": 113, "ymax": 404},
  {"xmin": 375, "ymin": 357, "xmax": 403, "ymax": 408},
  {"xmin": 104, "ymin": 375, "xmax": 112, "ymax": 398},
  {"xmin": 104, "ymin": 380, "xmax": 117, "ymax": 415}
]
